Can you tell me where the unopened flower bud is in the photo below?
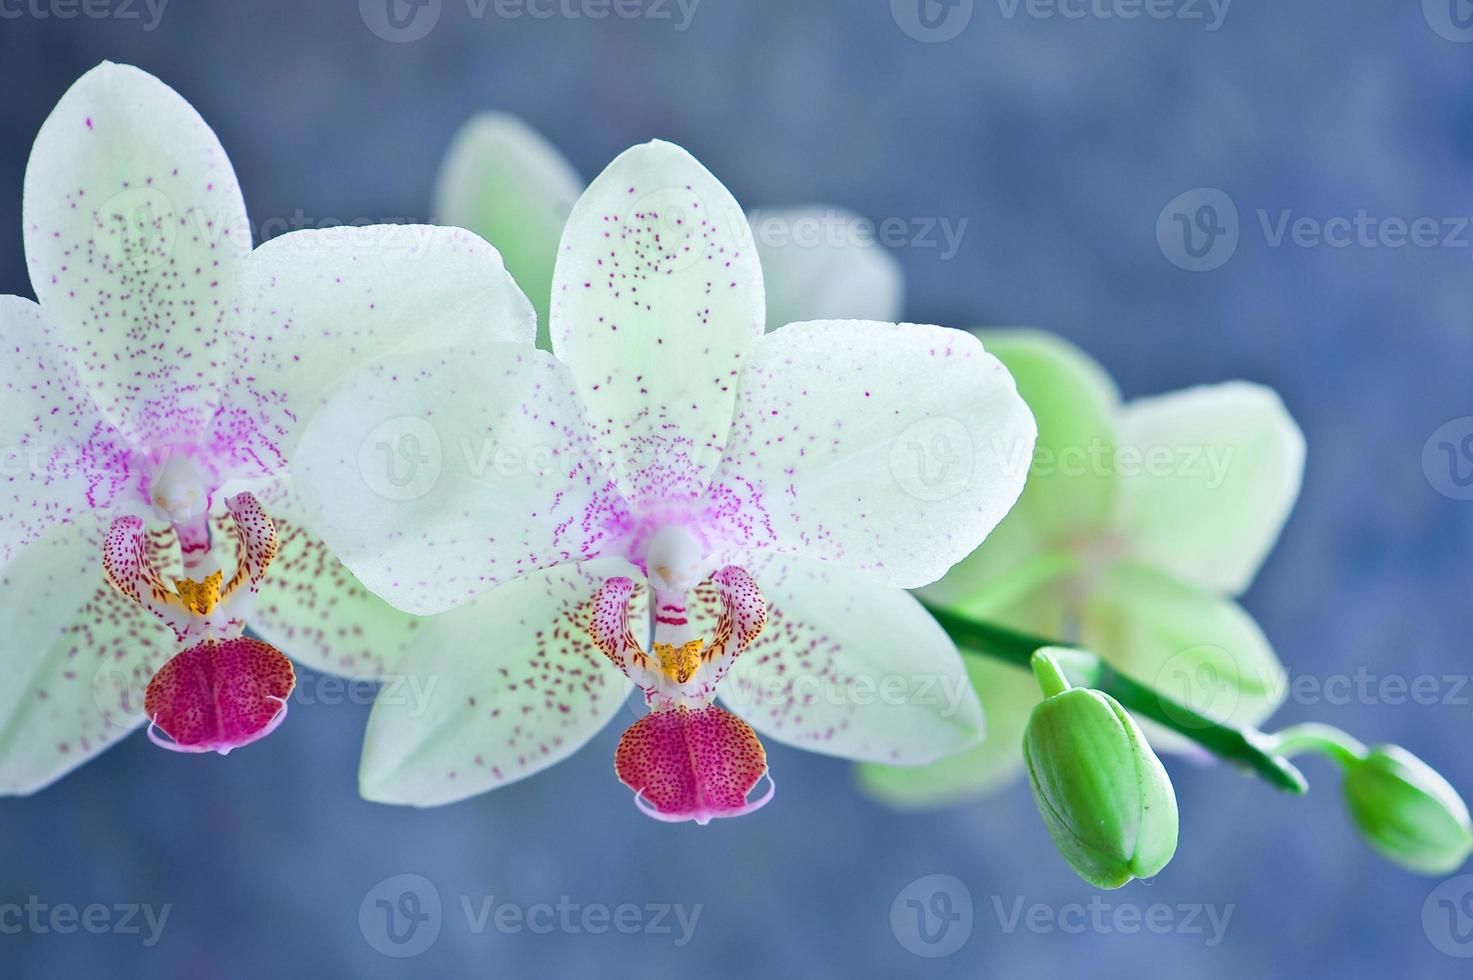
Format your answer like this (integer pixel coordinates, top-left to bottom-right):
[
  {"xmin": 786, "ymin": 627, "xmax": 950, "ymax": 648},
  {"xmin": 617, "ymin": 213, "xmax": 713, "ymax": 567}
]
[
  {"xmin": 1023, "ymin": 649, "xmax": 1179, "ymax": 889},
  {"xmin": 1343, "ymin": 745, "xmax": 1473, "ymax": 876}
]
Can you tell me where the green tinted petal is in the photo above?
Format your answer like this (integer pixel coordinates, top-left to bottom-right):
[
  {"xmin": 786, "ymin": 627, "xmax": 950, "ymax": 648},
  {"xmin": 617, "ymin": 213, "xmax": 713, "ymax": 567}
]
[
  {"xmin": 976, "ymin": 329, "xmax": 1121, "ymax": 542},
  {"xmin": 1080, "ymin": 561, "xmax": 1287, "ymax": 752},
  {"xmin": 432, "ymin": 113, "xmax": 582, "ymax": 348},
  {"xmin": 856, "ymin": 656, "xmax": 1036, "ymax": 808},
  {"xmin": 1113, "ymin": 382, "xmax": 1304, "ymax": 595}
]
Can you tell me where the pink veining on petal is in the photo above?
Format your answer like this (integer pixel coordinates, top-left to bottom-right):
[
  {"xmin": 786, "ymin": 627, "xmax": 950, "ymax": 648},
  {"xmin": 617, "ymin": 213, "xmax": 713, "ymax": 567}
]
[
  {"xmin": 614, "ymin": 703, "xmax": 772, "ymax": 825},
  {"xmin": 144, "ymin": 637, "xmax": 295, "ymax": 754}
]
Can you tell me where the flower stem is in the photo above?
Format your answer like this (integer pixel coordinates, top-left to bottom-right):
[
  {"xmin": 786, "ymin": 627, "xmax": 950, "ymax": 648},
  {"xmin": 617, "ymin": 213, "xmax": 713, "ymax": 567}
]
[
  {"xmin": 1265, "ymin": 723, "xmax": 1369, "ymax": 772},
  {"xmin": 922, "ymin": 601, "xmax": 1309, "ymax": 795}
]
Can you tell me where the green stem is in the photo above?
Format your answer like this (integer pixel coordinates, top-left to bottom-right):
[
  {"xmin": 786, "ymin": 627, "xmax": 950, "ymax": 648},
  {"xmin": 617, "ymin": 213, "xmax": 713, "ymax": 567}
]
[
  {"xmin": 923, "ymin": 601, "xmax": 1309, "ymax": 795},
  {"xmin": 1265, "ymin": 723, "xmax": 1368, "ymax": 772}
]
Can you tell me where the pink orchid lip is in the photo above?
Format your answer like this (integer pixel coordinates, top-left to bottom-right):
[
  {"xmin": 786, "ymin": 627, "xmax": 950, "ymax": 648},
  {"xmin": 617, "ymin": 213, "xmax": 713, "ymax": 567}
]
[
  {"xmin": 143, "ymin": 636, "xmax": 296, "ymax": 756},
  {"xmin": 614, "ymin": 703, "xmax": 774, "ymax": 826}
]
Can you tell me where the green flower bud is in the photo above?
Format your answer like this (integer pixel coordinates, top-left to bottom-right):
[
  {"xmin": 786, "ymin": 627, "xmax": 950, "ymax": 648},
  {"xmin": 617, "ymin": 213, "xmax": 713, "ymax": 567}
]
[
  {"xmin": 1023, "ymin": 649, "xmax": 1179, "ymax": 889},
  {"xmin": 1343, "ymin": 745, "xmax": 1473, "ymax": 876}
]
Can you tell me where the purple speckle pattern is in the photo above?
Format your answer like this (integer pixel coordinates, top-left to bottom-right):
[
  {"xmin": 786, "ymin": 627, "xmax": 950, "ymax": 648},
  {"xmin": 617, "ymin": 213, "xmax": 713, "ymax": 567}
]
[
  {"xmin": 548, "ymin": 141, "xmax": 765, "ymax": 511},
  {"xmin": 360, "ymin": 560, "xmax": 638, "ymax": 806},
  {"xmin": 22, "ymin": 62, "xmax": 250, "ymax": 448}
]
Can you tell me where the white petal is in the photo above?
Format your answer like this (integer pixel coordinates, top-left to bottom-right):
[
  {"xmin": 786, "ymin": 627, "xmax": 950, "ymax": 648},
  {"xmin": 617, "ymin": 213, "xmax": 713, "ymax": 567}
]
[
  {"xmin": 0, "ymin": 520, "xmax": 175, "ymax": 795},
  {"xmin": 291, "ymin": 343, "xmax": 614, "ymax": 616},
  {"xmin": 720, "ymin": 556, "xmax": 984, "ymax": 766},
  {"xmin": 1114, "ymin": 382, "xmax": 1305, "ymax": 595},
  {"xmin": 23, "ymin": 63, "xmax": 250, "ymax": 446},
  {"xmin": 750, "ymin": 206, "xmax": 903, "ymax": 329},
  {"xmin": 216, "ymin": 224, "xmax": 535, "ymax": 479},
  {"xmin": 705, "ymin": 321, "xmax": 1037, "ymax": 588},
  {"xmin": 0, "ymin": 296, "xmax": 134, "ymax": 568},
  {"xmin": 549, "ymin": 140, "xmax": 764, "ymax": 505},
  {"xmin": 358, "ymin": 559, "xmax": 638, "ymax": 807},
  {"xmin": 433, "ymin": 113, "xmax": 582, "ymax": 347}
]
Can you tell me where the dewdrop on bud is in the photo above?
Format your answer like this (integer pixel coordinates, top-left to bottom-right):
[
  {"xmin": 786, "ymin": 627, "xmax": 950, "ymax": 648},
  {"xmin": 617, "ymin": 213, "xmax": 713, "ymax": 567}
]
[{"xmin": 1022, "ymin": 648, "xmax": 1179, "ymax": 889}]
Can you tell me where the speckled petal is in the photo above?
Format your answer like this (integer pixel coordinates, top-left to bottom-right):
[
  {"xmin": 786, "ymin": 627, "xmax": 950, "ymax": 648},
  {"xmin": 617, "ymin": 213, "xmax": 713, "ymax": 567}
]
[
  {"xmin": 23, "ymin": 62, "xmax": 250, "ymax": 446},
  {"xmin": 144, "ymin": 636, "xmax": 295, "ymax": 754},
  {"xmin": 0, "ymin": 520, "xmax": 175, "ymax": 795},
  {"xmin": 292, "ymin": 343, "xmax": 618, "ymax": 616},
  {"xmin": 433, "ymin": 113, "xmax": 583, "ymax": 348},
  {"xmin": 237, "ymin": 480, "xmax": 423, "ymax": 679},
  {"xmin": 549, "ymin": 140, "xmax": 764, "ymax": 507},
  {"xmin": 211, "ymin": 224, "xmax": 535, "ymax": 479},
  {"xmin": 705, "ymin": 320, "xmax": 1036, "ymax": 589},
  {"xmin": 614, "ymin": 702, "xmax": 772, "ymax": 825},
  {"xmin": 750, "ymin": 206, "xmax": 903, "ymax": 330},
  {"xmin": 720, "ymin": 555, "xmax": 984, "ymax": 765},
  {"xmin": 0, "ymin": 296, "xmax": 133, "ymax": 568},
  {"xmin": 357, "ymin": 559, "xmax": 639, "ymax": 807}
]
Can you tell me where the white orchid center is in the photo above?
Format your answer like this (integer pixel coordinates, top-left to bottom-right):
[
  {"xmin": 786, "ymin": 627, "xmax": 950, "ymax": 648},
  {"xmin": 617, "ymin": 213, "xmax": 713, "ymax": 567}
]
[
  {"xmin": 149, "ymin": 455, "xmax": 212, "ymax": 525},
  {"xmin": 644, "ymin": 524, "xmax": 706, "ymax": 593}
]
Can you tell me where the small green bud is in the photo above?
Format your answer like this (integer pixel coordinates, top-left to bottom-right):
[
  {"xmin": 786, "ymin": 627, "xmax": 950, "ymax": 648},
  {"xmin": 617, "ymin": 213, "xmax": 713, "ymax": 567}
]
[
  {"xmin": 1023, "ymin": 649, "xmax": 1179, "ymax": 889},
  {"xmin": 1343, "ymin": 745, "xmax": 1473, "ymax": 876}
]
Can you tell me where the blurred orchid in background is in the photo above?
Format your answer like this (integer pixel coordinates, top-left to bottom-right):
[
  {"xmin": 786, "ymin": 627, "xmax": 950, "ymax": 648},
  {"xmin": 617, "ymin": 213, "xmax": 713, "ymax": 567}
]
[
  {"xmin": 432, "ymin": 113, "xmax": 905, "ymax": 343},
  {"xmin": 862, "ymin": 330, "xmax": 1305, "ymax": 806},
  {"xmin": 291, "ymin": 139, "xmax": 1036, "ymax": 823}
]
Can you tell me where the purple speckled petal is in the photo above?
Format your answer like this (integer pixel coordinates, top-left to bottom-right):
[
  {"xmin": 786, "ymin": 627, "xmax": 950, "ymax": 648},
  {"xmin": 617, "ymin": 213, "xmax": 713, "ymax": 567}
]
[
  {"xmin": 718, "ymin": 555, "xmax": 984, "ymax": 766},
  {"xmin": 0, "ymin": 519, "xmax": 175, "ymax": 795},
  {"xmin": 549, "ymin": 140, "xmax": 765, "ymax": 509},
  {"xmin": 292, "ymin": 343, "xmax": 625, "ymax": 616},
  {"xmin": 703, "ymin": 320, "xmax": 1037, "ymax": 589},
  {"xmin": 23, "ymin": 62, "xmax": 250, "ymax": 448},
  {"xmin": 210, "ymin": 225, "xmax": 535, "ymax": 481},
  {"xmin": 0, "ymin": 296, "xmax": 135, "ymax": 568},
  {"xmin": 238, "ymin": 479, "xmax": 424, "ymax": 680},
  {"xmin": 357, "ymin": 558, "xmax": 639, "ymax": 807}
]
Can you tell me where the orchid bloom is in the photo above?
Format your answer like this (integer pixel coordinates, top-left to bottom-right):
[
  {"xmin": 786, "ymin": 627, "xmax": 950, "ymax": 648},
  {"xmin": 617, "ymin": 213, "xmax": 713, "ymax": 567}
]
[
  {"xmin": 861, "ymin": 331, "xmax": 1305, "ymax": 807},
  {"xmin": 0, "ymin": 63, "xmax": 529, "ymax": 790},
  {"xmin": 290, "ymin": 141, "xmax": 1036, "ymax": 823},
  {"xmin": 432, "ymin": 113, "xmax": 905, "ymax": 345}
]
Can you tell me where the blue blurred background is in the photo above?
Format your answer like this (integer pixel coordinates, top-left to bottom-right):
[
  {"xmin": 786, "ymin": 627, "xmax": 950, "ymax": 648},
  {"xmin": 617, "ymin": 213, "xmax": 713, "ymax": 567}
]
[{"xmin": 3, "ymin": 1, "xmax": 1473, "ymax": 976}]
